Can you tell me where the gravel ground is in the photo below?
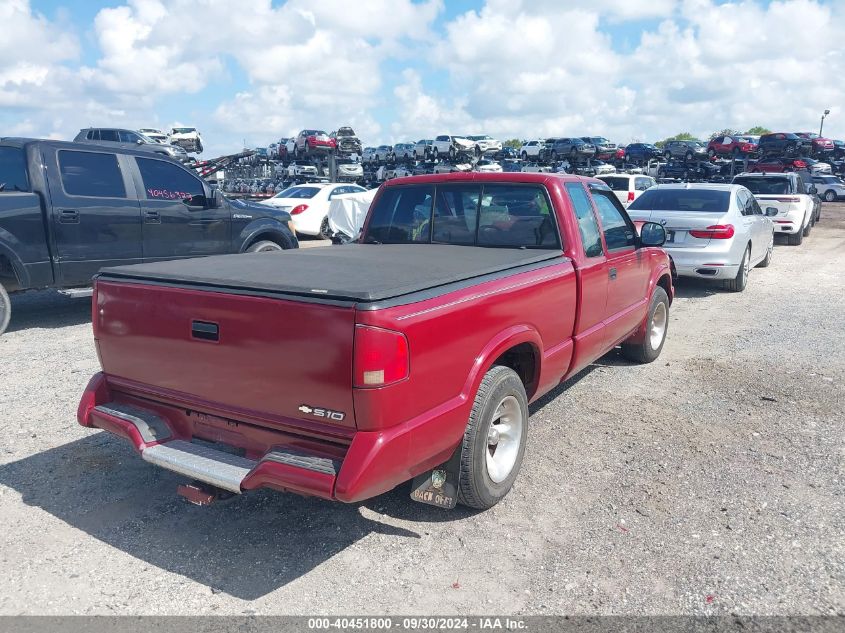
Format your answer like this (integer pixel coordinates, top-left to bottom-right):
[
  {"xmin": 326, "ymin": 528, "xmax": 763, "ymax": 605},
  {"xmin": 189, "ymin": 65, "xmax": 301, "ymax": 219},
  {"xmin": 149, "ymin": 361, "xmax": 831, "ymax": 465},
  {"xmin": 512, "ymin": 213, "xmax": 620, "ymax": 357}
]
[{"xmin": 0, "ymin": 205, "xmax": 843, "ymax": 616}]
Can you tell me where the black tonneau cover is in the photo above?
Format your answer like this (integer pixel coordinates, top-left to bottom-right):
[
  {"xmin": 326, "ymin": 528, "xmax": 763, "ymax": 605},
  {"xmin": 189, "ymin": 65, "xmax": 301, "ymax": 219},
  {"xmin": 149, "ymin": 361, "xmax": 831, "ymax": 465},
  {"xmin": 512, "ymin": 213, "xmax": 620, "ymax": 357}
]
[{"xmin": 98, "ymin": 244, "xmax": 564, "ymax": 302}]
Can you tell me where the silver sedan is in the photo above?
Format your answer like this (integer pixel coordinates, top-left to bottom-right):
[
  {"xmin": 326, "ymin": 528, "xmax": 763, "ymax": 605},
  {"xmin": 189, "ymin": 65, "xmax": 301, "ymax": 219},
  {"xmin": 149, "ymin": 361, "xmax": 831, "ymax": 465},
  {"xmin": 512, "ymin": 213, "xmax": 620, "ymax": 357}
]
[{"xmin": 626, "ymin": 183, "xmax": 776, "ymax": 292}]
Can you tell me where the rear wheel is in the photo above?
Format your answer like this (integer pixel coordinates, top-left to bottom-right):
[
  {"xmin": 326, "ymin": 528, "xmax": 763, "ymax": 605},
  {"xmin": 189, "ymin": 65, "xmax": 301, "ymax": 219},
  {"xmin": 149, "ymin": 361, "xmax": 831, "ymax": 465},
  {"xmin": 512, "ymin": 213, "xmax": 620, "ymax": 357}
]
[
  {"xmin": 246, "ymin": 240, "xmax": 284, "ymax": 253},
  {"xmin": 757, "ymin": 232, "xmax": 774, "ymax": 268},
  {"xmin": 0, "ymin": 284, "xmax": 10, "ymax": 336},
  {"xmin": 823, "ymin": 190, "xmax": 836, "ymax": 202},
  {"xmin": 725, "ymin": 245, "xmax": 750, "ymax": 292},
  {"xmin": 787, "ymin": 228, "xmax": 804, "ymax": 245},
  {"xmin": 457, "ymin": 365, "xmax": 528, "ymax": 510},
  {"xmin": 803, "ymin": 215, "xmax": 813, "ymax": 237},
  {"xmin": 621, "ymin": 286, "xmax": 669, "ymax": 363}
]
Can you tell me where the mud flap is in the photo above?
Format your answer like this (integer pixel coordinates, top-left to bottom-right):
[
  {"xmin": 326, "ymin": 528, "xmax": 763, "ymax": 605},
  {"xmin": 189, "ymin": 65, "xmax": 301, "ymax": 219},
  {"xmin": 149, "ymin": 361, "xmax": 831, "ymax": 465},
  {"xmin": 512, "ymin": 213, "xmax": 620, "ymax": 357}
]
[{"xmin": 409, "ymin": 445, "xmax": 462, "ymax": 509}]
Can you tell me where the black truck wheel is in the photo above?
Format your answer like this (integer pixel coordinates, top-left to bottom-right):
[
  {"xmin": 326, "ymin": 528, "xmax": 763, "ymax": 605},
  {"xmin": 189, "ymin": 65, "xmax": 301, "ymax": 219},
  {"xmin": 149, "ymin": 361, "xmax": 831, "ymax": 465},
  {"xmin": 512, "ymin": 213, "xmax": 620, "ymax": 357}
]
[
  {"xmin": 0, "ymin": 284, "xmax": 10, "ymax": 336},
  {"xmin": 457, "ymin": 365, "xmax": 528, "ymax": 510},
  {"xmin": 621, "ymin": 286, "xmax": 669, "ymax": 363}
]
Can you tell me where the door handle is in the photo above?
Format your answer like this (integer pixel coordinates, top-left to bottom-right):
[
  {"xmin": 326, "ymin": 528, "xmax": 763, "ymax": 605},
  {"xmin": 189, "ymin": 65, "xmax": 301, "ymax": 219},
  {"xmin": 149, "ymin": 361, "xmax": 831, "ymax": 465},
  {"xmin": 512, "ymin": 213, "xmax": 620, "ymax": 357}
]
[
  {"xmin": 58, "ymin": 209, "xmax": 79, "ymax": 224},
  {"xmin": 144, "ymin": 210, "xmax": 161, "ymax": 224},
  {"xmin": 609, "ymin": 267, "xmax": 617, "ymax": 280}
]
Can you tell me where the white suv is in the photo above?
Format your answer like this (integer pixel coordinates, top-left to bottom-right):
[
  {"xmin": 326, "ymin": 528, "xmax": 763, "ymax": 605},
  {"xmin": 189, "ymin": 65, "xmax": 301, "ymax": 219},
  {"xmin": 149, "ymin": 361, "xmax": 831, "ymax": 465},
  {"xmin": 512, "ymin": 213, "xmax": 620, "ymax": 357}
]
[
  {"xmin": 732, "ymin": 172, "xmax": 815, "ymax": 245},
  {"xmin": 519, "ymin": 139, "xmax": 546, "ymax": 160},
  {"xmin": 597, "ymin": 174, "xmax": 656, "ymax": 206},
  {"xmin": 466, "ymin": 135, "xmax": 503, "ymax": 156},
  {"xmin": 433, "ymin": 135, "xmax": 475, "ymax": 158}
]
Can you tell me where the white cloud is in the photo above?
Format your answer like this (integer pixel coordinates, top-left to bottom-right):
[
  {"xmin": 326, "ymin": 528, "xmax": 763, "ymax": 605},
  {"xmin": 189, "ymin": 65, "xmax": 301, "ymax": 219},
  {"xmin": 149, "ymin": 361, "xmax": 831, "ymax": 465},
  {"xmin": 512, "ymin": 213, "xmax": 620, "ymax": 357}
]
[{"xmin": 2, "ymin": 0, "xmax": 845, "ymax": 154}]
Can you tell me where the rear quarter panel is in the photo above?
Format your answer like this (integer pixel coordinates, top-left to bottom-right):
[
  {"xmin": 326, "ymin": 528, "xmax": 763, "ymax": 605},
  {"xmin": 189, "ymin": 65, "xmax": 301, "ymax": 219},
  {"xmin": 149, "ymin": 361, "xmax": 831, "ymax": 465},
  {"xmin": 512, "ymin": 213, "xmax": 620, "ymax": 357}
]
[{"xmin": 354, "ymin": 259, "xmax": 577, "ymax": 428}]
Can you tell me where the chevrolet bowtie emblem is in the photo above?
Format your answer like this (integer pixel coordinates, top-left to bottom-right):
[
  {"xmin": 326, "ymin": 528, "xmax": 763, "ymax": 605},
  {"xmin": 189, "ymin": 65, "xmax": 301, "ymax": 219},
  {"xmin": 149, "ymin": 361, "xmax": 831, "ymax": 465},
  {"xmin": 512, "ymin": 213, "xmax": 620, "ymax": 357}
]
[{"xmin": 298, "ymin": 405, "xmax": 313, "ymax": 414}]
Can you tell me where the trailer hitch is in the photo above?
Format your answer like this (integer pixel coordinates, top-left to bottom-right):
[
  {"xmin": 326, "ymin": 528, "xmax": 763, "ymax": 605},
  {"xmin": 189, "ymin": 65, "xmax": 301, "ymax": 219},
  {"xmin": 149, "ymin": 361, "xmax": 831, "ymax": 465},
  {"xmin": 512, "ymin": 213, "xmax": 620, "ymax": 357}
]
[{"xmin": 176, "ymin": 481, "xmax": 233, "ymax": 506}]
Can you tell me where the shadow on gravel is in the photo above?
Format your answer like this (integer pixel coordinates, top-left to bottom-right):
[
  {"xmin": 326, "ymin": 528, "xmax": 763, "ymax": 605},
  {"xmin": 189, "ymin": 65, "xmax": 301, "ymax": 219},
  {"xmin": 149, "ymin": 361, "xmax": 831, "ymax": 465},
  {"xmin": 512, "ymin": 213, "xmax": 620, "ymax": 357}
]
[
  {"xmin": 671, "ymin": 278, "xmax": 722, "ymax": 299},
  {"xmin": 7, "ymin": 290, "xmax": 92, "ymax": 333},
  {"xmin": 0, "ymin": 433, "xmax": 420, "ymax": 600}
]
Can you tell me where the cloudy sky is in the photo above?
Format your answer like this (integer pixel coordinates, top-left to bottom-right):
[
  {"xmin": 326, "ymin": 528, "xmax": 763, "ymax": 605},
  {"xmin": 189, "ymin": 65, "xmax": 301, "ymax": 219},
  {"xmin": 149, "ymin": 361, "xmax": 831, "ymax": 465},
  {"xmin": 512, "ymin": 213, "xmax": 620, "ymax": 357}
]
[{"xmin": 2, "ymin": 0, "xmax": 843, "ymax": 156}]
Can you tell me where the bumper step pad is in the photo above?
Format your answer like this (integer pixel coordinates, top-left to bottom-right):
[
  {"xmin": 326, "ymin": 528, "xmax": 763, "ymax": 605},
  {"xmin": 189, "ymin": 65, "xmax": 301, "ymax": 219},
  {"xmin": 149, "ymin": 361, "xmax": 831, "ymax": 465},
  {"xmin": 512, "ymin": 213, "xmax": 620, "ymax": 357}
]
[{"xmin": 142, "ymin": 440, "xmax": 256, "ymax": 493}]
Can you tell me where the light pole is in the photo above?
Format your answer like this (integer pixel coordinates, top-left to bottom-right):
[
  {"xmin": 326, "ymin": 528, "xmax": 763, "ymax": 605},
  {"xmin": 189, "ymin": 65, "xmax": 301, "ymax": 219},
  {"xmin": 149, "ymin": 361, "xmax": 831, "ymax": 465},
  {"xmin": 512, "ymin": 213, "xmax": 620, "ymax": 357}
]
[{"xmin": 820, "ymin": 109, "xmax": 831, "ymax": 136}]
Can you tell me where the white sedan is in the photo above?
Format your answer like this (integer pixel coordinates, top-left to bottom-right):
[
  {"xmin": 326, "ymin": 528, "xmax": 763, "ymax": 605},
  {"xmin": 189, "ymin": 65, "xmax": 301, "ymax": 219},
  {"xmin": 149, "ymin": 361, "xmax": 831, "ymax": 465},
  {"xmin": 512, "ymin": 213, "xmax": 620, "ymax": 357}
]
[
  {"xmin": 626, "ymin": 183, "xmax": 776, "ymax": 292},
  {"xmin": 261, "ymin": 183, "xmax": 367, "ymax": 236}
]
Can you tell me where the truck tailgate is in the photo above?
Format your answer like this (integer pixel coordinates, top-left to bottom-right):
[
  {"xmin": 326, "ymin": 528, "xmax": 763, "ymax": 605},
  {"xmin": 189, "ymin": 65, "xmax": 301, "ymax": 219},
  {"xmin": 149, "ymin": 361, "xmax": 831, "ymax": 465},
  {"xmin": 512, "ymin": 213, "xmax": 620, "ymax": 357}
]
[{"xmin": 94, "ymin": 280, "xmax": 356, "ymax": 429}]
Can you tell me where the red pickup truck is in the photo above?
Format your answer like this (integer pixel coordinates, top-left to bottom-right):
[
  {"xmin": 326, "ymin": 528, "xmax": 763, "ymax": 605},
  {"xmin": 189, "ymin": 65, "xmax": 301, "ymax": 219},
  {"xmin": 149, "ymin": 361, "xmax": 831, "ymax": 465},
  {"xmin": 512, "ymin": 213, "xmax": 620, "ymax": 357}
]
[{"xmin": 78, "ymin": 173, "xmax": 673, "ymax": 510}]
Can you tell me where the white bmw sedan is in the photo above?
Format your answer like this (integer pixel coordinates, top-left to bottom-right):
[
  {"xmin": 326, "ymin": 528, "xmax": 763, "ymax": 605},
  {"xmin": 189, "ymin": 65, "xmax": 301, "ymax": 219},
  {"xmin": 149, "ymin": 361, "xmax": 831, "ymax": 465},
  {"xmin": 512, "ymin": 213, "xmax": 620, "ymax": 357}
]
[
  {"xmin": 261, "ymin": 183, "xmax": 366, "ymax": 236},
  {"xmin": 626, "ymin": 184, "xmax": 776, "ymax": 292}
]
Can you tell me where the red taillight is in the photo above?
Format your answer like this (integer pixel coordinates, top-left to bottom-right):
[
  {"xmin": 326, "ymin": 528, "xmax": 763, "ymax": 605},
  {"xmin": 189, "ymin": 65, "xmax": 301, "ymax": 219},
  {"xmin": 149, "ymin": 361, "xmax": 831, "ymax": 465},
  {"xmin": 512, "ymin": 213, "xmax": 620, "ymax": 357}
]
[
  {"xmin": 689, "ymin": 224, "xmax": 735, "ymax": 239},
  {"xmin": 353, "ymin": 325, "xmax": 409, "ymax": 388},
  {"xmin": 627, "ymin": 191, "xmax": 635, "ymax": 202},
  {"xmin": 773, "ymin": 197, "xmax": 799, "ymax": 203},
  {"xmin": 290, "ymin": 204, "xmax": 308, "ymax": 215}
]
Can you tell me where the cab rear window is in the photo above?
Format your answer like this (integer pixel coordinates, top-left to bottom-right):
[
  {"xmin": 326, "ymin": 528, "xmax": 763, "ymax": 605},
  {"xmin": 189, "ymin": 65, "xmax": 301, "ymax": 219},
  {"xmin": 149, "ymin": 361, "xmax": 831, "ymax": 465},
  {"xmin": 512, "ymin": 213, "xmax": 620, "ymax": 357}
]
[{"xmin": 366, "ymin": 184, "xmax": 560, "ymax": 249}]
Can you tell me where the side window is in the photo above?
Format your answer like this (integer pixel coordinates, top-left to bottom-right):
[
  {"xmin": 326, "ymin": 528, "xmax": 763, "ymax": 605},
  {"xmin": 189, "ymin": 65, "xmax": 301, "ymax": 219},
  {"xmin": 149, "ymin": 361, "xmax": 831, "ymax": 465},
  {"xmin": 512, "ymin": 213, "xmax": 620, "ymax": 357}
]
[
  {"xmin": 591, "ymin": 189, "xmax": 636, "ymax": 250},
  {"xmin": 736, "ymin": 190, "xmax": 751, "ymax": 215},
  {"xmin": 136, "ymin": 157, "xmax": 203, "ymax": 201},
  {"xmin": 432, "ymin": 185, "xmax": 479, "ymax": 245},
  {"xmin": 58, "ymin": 150, "xmax": 126, "ymax": 198},
  {"xmin": 476, "ymin": 185, "xmax": 558, "ymax": 248},
  {"xmin": 86, "ymin": 130, "xmax": 97, "ymax": 141},
  {"xmin": 634, "ymin": 177, "xmax": 650, "ymax": 191},
  {"xmin": 0, "ymin": 146, "xmax": 30, "ymax": 192},
  {"xmin": 565, "ymin": 183, "xmax": 603, "ymax": 258},
  {"xmin": 119, "ymin": 130, "xmax": 140, "ymax": 143},
  {"xmin": 100, "ymin": 130, "xmax": 119, "ymax": 142},
  {"xmin": 752, "ymin": 198, "xmax": 763, "ymax": 215}
]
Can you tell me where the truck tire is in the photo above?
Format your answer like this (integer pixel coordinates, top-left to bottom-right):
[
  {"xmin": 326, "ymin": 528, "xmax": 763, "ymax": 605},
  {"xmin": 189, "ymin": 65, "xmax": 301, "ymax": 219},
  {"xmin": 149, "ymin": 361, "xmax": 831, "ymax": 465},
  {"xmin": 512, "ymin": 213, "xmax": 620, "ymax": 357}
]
[
  {"xmin": 724, "ymin": 245, "xmax": 750, "ymax": 293},
  {"xmin": 621, "ymin": 286, "xmax": 669, "ymax": 363},
  {"xmin": 457, "ymin": 365, "xmax": 528, "ymax": 510},
  {"xmin": 0, "ymin": 284, "xmax": 10, "ymax": 336},
  {"xmin": 246, "ymin": 240, "xmax": 284, "ymax": 253}
]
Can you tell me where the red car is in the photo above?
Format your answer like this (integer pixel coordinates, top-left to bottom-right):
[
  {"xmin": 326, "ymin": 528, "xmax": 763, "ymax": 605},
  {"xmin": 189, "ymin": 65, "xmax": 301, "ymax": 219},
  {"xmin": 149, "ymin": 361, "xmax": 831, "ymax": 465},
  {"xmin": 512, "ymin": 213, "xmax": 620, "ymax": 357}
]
[
  {"xmin": 750, "ymin": 158, "xmax": 807, "ymax": 173},
  {"xmin": 78, "ymin": 173, "xmax": 673, "ymax": 510},
  {"xmin": 294, "ymin": 129, "xmax": 336, "ymax": 156},
  {"xmin": 707, "ymin": 135, "xmax": 758, "ymax": 158},
  {"xmin": 795, "ymin": 132, "xmax": 834, "ymax": 156}
]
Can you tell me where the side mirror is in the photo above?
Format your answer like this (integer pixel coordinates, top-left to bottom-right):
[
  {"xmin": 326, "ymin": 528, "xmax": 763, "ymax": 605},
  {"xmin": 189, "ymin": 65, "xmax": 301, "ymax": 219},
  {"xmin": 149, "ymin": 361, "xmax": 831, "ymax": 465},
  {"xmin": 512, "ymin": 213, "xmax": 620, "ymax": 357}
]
[
  {"xmin": 182, "ymin": 194, "xmax": 207, "ymax": 208},
  {"xmin": 639, "ymin": 221, "xmax": 666, "ymax": 247},
  {"xmin": 765, "ymin": 207, "xmax": 778, "ymax": 217}
]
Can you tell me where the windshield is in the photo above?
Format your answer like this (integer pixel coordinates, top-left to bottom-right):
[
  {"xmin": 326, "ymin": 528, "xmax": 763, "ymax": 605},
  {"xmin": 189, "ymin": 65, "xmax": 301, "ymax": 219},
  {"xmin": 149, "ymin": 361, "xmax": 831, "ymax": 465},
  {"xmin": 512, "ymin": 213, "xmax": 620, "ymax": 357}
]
[
  {"xmin": 733, "ymin": 177, "xmax": 790, "ymax": 195},
  {"xmin": 598, "ymin": 176, "xmax": 631, "ymax": 191},
  {"xmin": 588, "ymin": 137, "xmax": 609, "ymax": 144},
  {"xmin": 468, "ymin": 135, "xmax": 491, "ymax": 141},
  {"xmin": 274, "ymin": 186, "xmax": 321, "ymax": 199},
  {"xmin": 628, "ymin": 189, "xmax": 731, "ymax": 212},
  {"xmin": 171, "ymin": 128, "xmax": 196, "ymax": 134}
]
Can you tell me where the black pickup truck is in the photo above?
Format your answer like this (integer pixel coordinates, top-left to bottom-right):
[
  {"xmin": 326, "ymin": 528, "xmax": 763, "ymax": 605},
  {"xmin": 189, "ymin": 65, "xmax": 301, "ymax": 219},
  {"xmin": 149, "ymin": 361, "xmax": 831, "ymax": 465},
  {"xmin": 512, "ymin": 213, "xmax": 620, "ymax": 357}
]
[{"xmin": 0, "ymin": 138, "xmax": 298, "ymax": 335}]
